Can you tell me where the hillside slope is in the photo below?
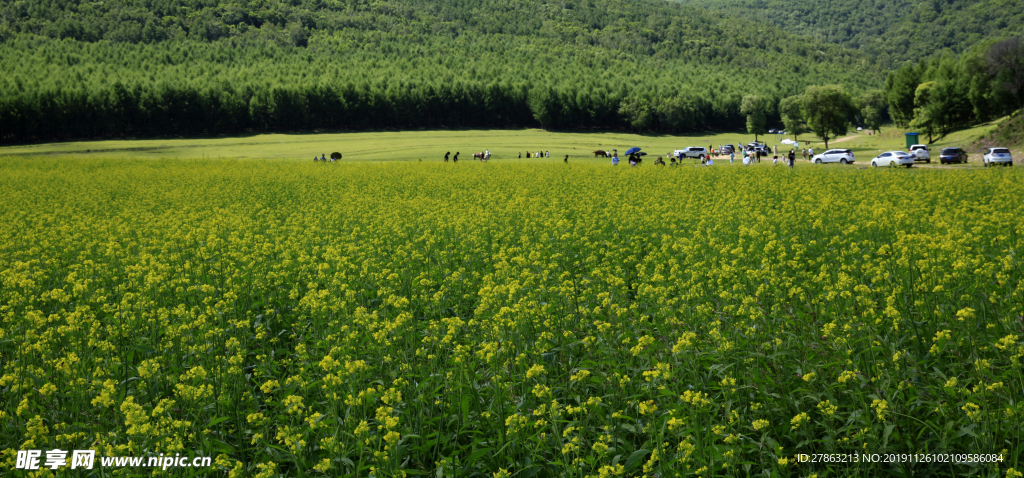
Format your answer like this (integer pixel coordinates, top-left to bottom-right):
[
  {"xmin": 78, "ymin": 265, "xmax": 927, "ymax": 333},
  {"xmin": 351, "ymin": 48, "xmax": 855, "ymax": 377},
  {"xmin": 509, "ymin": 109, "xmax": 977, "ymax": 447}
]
[
  {"xmin": 970, "ymin": 113, "xmax": 1024, "ymax": 153},
  {"xmin": 678, "ymin": 0, "xmax": 1024, "ymax": 66}
]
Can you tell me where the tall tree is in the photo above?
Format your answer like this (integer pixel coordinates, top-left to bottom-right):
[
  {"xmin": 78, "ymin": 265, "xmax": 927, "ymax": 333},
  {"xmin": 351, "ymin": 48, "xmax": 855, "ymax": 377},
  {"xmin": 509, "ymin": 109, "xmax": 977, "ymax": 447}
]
[
  {"xmin": 801, "ymin": 85, "xmax": 854, "ymax": 149},
  {"xmin": 910, "ymin": 81, "xmax": 938, "ymax": 142},
  {"xmin": 987, "ymin": 37, "xmax": 1024, "ymax": 110},
  {"xmin": 778, "ymin": 94, "xmax": 807, "ymax": 140},
  {"xmin": 856, "ymin": 90, "xmax": 886, "ymax": 134},
  {"xmin": 740, "ymin": 95, "xmax": 767, "ymax": 142},
  {"xmin": 885, "ymin": 63, "xmax": 920, "ymax": 127}
]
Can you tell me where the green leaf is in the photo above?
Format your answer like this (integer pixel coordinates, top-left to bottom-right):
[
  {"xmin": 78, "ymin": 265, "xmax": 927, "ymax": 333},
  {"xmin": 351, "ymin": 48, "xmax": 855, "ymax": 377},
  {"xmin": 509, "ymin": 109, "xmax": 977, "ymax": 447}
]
[
  {"xmin": 624, "ymin": 449, "xmax": 650, "ymax": 470},
  {"xmin": 464, "ymin": 448, "xmax": 492, "ymax": 466},
  {"xmin": 957, "ymin": 424, "xmax": 978, "ymax": 438}
]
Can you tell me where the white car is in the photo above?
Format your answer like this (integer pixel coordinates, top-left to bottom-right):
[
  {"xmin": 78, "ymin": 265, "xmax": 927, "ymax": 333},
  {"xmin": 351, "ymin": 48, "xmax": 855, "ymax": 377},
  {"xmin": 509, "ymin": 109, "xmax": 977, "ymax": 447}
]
[
  {"xmin": 811, "ymin": 149, "xmax": 855, "ymax": 164},
  {"xmin": 871, "ymin": 151, "xmax": 915, "ymax": 168},
  {"xmin": 674, "ymin": 147, "xmax": 708, "ymax": 159},
  {"xmin": 909, "ymin": 144, "xmax": 930, "ymax": 163},
  {"xmin": 983, "ymin": 148, "xmax": 1013, "ymax": 167}
]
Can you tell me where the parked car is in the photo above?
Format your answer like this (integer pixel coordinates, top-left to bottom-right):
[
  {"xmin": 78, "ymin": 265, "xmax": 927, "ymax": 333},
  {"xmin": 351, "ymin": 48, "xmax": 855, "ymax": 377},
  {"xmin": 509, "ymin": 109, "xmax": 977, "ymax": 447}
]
[
  {"xmin": 811, "ymin": 149, "xmax": 855, "ymax": 164},
  {"xmin": 768, "ymin": 129, "xmax": 778, "ymax": 134},
  {"xmin": 983, "ymin": 147, "xmax": 1013, "ymax": 167},
  {"xmin": 747, "ymin": 142, "xmax": 771, "ymax": 155},
  {"xmin": 938, "ymin": 147, "xmax": 968, "ymax": 164},
  {"xmin": 909, "ymin": 144, "xmax": 930, "ymax": 163},
  {"xmin": 871, "ymin": 151, "xmax": 915, "ymax": 168},
  {"xmin": 721, "ymin": 144, "xmax": 735, "ymax": 154},
  {"xmin": 674, "ymin": 147, "xmax": 708, "ymax": 159}
]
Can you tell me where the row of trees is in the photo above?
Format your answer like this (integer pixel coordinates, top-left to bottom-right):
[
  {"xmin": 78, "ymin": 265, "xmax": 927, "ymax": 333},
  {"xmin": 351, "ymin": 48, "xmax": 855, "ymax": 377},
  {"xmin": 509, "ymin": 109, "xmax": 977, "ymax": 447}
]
[
  {"xmin": 739, "ymin": 86, "xmax": 885, "ymax": 149},
  {"xmin": 886, "ymin": 37, "xmax": 1024, "ymax": 142},
  {"xmin": 0, "ymin": 33, "xmax": 882, "ymax": 143}
]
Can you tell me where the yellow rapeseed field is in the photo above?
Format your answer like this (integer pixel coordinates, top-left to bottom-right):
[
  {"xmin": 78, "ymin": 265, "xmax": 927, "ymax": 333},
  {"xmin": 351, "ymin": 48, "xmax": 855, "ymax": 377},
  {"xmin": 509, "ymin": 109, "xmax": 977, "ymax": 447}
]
[{"xmin": 1, "ymin": 158, "xmax": 1022, "ymax": 477}]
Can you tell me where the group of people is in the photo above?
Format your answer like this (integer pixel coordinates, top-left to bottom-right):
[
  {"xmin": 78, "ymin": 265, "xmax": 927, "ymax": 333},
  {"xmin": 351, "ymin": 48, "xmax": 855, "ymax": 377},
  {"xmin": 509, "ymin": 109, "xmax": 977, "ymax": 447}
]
[
  {"xmin": 444, "ymin": 150, "xmax": 565, "ymax": 162},
  {"xmin": 608, "ymin": 152, "xmax": 648, "ymax": 166},
  {"xmin": 436, "ymin": 144, "xmax": 810, "ymax": 167},
  {"xmin": 734, "ymin": 148, "xmax": 798, "ymax": 168},
  {"xmin": 313, "ymin": 154, "xmax": 336, "ymax": 162}
]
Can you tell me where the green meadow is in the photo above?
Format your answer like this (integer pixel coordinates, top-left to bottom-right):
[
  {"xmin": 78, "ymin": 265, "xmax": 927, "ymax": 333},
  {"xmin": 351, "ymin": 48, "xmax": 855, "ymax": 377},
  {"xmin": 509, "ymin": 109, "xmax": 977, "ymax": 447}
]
[{"xmin": 0, "ymin": 120, "xmax": 1009, "ymax": 165}]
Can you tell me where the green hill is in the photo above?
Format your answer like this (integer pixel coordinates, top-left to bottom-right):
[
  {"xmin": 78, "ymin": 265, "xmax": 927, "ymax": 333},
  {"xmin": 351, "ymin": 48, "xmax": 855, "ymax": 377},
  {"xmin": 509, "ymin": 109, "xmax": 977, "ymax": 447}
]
[
  {"xmin": 0, "ymin": 0, "xmax": 887, "ymax": 143},
  {"xmin": 677, "ymin": 0, "xmax": 1024, "ymax": 67},
  {"xmin": 970, "ymin": 112, "xmax": 1024, "ymax": 153}
]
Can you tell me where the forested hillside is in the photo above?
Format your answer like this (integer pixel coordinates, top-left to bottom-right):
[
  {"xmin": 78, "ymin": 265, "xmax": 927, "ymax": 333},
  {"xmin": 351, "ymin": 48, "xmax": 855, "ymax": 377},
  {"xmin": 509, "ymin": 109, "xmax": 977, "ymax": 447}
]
[
  {"xmin": 2, "ymin": 0, "xmax": 1019, "ymax": 143},
  {"xmin": 678, "ymin": 0, "xmax": 1024, "ymax": 67},
  {"xmin": 0, "ymin": 0, "xmax": 886, "ymax": 142}
]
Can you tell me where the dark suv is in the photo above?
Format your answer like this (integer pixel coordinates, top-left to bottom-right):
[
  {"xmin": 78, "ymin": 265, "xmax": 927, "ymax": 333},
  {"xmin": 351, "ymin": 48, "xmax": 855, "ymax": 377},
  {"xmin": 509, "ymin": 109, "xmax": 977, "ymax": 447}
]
[{"xmin": 939, "ymin": 147, "xmax": 968, "ymax": 164}]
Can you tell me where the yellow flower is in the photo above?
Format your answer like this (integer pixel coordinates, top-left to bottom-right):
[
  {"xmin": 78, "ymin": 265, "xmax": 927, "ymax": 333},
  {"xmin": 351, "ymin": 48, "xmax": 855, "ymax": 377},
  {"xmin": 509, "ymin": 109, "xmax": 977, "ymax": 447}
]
[
  {"xmin": 790, "ymin": 412, "xmax": 810, "ymax": 430},
  {"xmin": 260, "ymin": 380, "xmax": 280, "ymax": 394},
  {"xmin": 816, "ymin": 400, "xmax": 837, "ymax": 418},
  {"xmin": 752, "ymin": 419, "xmax": 769, "ymax": 431},
  {"xmin": 526, "ymin": 364, "xmax": 545, "ymax": 379},
  {"xmin": 837, "ymin": 370, "xmax": 858, "ymax": 384},
  {"xmin": 871, "ymin": 399, "xmax": 889, "ymax": 422}
]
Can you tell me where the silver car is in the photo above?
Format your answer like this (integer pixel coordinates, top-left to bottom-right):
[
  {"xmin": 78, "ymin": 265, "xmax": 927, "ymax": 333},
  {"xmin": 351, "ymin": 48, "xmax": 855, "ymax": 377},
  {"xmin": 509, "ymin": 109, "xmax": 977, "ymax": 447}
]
[
  {"xmin": 983, "ymin": 148, "xmax": 1013, "ymax": 167},
  {"xmin": 871, "ymin": 151, "xmax": 915, "ymax": 168},
  {"xmin": 811, "ymin": 149, "xmax": 855, "ymax": 164},
  {"xmin": 674, "ymin": 147, "xmax": 708, "ymax": 160}
]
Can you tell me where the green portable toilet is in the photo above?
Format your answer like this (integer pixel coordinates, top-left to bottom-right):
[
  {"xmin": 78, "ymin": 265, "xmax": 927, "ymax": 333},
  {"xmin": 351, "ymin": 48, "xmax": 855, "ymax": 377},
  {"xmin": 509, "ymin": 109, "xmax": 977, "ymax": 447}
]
[{"xmin": 905, "ymin": 132, "xmax": 920, "ymax": 150}]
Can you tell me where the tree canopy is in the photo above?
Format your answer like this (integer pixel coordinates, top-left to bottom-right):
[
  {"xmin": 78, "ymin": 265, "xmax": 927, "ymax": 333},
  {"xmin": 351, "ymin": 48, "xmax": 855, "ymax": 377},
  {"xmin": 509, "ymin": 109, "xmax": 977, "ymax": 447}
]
[
  {"xmin": 678, "ymin": 0, "xmax": 1024, "ymax": 67},
  {"xmin": 802, "ymin": 85, "xmax": 855, "ymax": 149}
]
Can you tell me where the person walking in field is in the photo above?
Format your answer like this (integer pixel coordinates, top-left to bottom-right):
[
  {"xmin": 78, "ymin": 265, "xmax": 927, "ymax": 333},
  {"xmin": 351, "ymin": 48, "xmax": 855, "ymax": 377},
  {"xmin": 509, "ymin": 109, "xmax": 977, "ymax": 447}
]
[
  {"xmin": 445, "ymin": 151, "xmax": 450, "ymax": 162},
  {"xmin": 453, "ymin": 152, "xmax": 459, "ymax": 163},
  {"xmin": 518, "ymin": 152, "xmax": 521, "ymax": 159},
  {"xmin": 564, "ymin": 154, "xmax": 569, "ymax": 163},
  {"xmin": 788, "ymin": 149, "xmax": 796, "ymax": 168},
  {"xmin": 611, "ymin": 153, "xmax": 620, "ymax": 166},
  {"xmin": 807, "ymin": 146, "xmax": 814, "ymax": 160},
  {"xmin": 801, "ymin": 148, "xmax": 807, "ymax": 161},
  {"xmin": 730, "ymin": 151, "xmax": 735, "ymax": 163}
]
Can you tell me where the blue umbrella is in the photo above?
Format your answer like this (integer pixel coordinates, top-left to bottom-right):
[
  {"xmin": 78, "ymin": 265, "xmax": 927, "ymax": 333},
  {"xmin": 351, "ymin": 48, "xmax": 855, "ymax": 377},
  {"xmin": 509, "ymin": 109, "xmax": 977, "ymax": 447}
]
[{"xmin": 624, "ymin": 147, "xmax": 641, "ymax": 155}]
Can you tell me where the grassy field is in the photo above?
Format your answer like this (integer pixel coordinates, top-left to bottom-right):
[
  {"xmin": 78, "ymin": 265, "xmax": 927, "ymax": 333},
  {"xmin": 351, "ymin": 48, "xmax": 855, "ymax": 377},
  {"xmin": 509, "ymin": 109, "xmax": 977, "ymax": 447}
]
[
  {"xmin": 1, "ymin": 158, "xmax": 1022, "ymax": 477},
  {"xmin": 0, "ymin": 120, "xmax": 1009, "ymax": 165}
]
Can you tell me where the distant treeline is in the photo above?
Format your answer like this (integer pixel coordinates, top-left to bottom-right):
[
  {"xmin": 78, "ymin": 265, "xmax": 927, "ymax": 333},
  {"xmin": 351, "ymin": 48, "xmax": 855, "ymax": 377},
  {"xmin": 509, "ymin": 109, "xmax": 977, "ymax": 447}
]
[
  {"xmin": 680, "ymin": 0, "xmax": 1024, "ymax": 67},
  {"xmin": 0, "ymin": 33, "xmax": 882, "ymax": 143}
]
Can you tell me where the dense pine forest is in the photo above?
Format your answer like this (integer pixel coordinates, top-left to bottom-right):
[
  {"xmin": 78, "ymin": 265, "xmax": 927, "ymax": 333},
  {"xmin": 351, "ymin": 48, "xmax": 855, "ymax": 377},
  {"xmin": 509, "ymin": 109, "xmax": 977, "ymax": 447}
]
[
  {"xmin": 679, "ymin": 0, "xmax": 1024, "ymax": 67},
  {"xmin": 0, "ymin": 0, "xmax": 1020, "ymax": 142}
]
